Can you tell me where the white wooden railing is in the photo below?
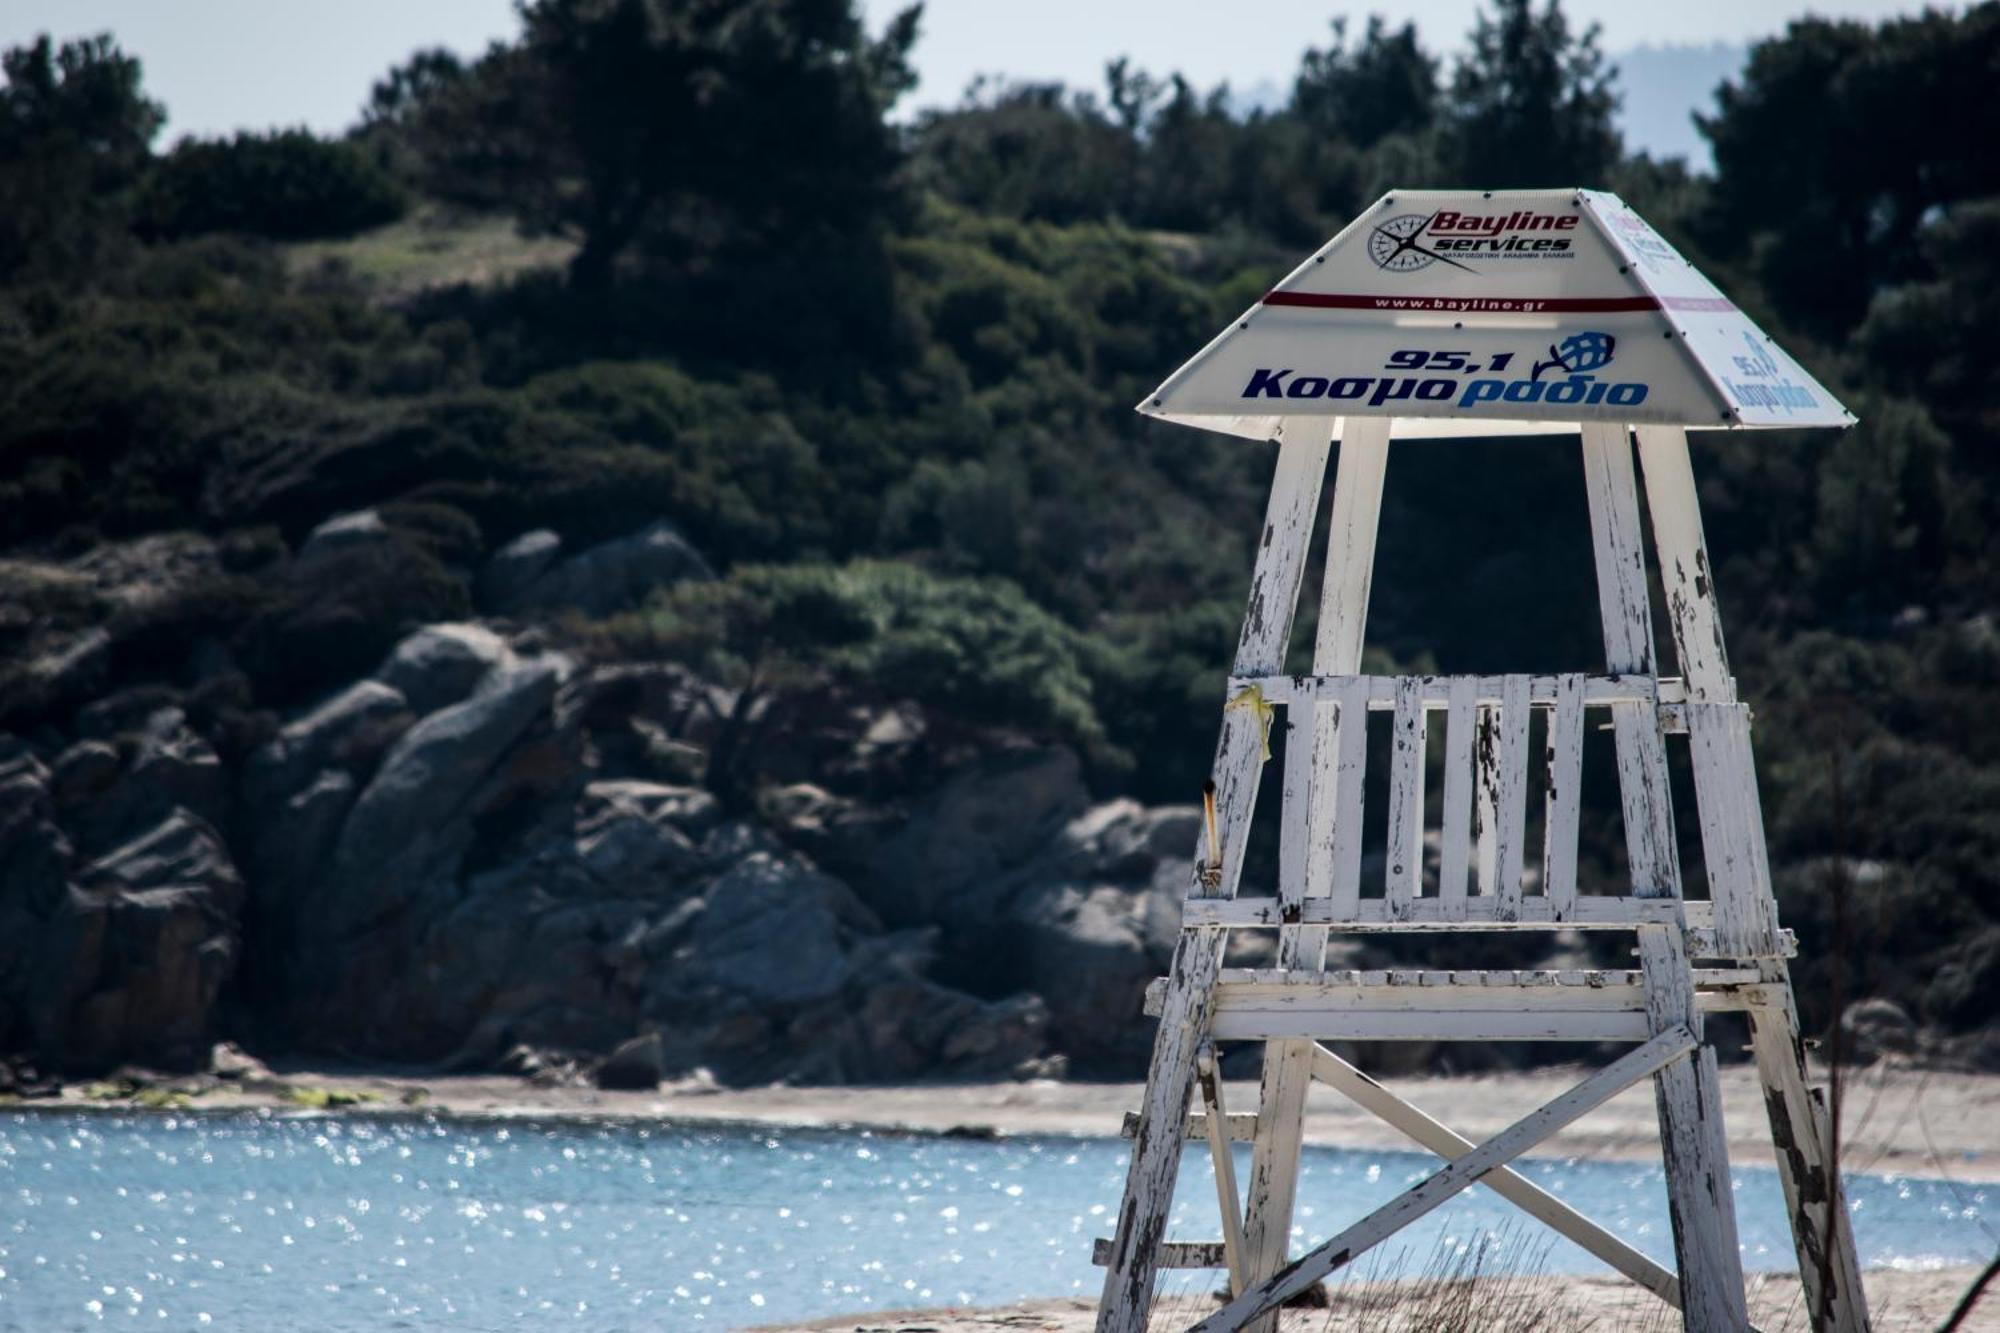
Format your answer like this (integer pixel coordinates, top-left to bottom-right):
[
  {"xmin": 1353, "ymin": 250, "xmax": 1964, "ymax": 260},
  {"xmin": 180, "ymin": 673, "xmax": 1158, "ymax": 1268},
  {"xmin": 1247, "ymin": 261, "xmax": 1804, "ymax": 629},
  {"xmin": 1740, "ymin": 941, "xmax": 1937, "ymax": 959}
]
[{"xmin": 1194, "ymin": 671, "xmax": 1732, "ymax": 934}]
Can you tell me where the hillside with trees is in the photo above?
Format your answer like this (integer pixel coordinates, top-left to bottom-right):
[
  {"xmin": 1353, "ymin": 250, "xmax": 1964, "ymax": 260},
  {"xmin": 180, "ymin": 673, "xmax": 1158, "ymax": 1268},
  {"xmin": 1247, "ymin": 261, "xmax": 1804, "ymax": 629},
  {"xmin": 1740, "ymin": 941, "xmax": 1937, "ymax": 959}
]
[{"xmin": 1, "ymin": 0, "xmax": 1996, "ymax": 1090}]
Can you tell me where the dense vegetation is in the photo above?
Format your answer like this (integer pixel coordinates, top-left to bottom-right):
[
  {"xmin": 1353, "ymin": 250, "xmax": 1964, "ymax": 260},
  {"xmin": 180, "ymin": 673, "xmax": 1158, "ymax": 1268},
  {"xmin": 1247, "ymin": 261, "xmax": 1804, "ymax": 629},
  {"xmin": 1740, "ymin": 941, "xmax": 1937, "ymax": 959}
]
[{"xmin": 2, "ymin": 0, "xmax": 1997, "ymax": 1053}]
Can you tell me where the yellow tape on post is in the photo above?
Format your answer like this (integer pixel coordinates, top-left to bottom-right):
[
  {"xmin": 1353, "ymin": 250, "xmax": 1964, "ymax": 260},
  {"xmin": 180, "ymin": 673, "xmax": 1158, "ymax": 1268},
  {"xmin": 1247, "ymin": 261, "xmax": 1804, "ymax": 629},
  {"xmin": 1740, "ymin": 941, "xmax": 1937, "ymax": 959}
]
[{"xmin": 1224, "ymin": 684, "xmax": 1276, "ymax": 762}]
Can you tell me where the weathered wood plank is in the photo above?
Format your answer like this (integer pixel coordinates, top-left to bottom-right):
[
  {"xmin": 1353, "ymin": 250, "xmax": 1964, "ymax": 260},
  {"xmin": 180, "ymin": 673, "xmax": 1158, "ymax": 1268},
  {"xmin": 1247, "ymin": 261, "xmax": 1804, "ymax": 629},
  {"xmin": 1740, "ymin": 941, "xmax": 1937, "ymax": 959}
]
[
  {"xmin": 1634, "ymin": 426, "xmax": 1730, "ymax": 701},
  {"xmin": 1196, "ymin": 1044, "xmax": 1248, "ymax": 1295},
  {"xmin": 1542, "ymin": 672, "xmax": 1585, "ymax": 916},
  {"xmin": 1095, "ymin": 431, "xmax": 1330, "ymax": 1333},
  {"xmin": 1200, "ymin": 966, "xmax": 1758, "ymax": 988},
  {"xmin": 1119, "ymin": 1110, "xmax": 1258, "ymax": 1143},
  {"xmin": 1092, "ymin": 1239, "xmax": 1226, "ymax": 1270},
  {"xmin": 1244, "ymin": 417, "xmax": 1388, "ymax": 1333},
  {"xmin": 1275, "ymin": 697, "xmax": 1316, "ymax": 940},
  {"xmin": 1384, "ymin": 676, "xmax": 1427, "ymax": 913},
  {"xmin": 1438, "ymin": 675, "xmax": 1476, "ymax": 908},
  {"xmin": 1745, "ymin": 959, "xmax": 1872, "ymax": 1332},
  {"xmin": 1581, "ymin": 423, "xmax": 1683, "ymax": 900},
  {"xmin": 1183, "ymin": 896, "xmax": 1699, "ymax": 929},
  {"xmin": 1326, "ymin": 678, "xmax": 1370, "ymax": 919},
  {"xmin": 1186, "ymin": 1026, "xmax": 1699, "ymax": 1333},
  {"xmin": 1493, "ymin": 673, "xmax": 1532, "ymax": 911},
  {"xmin": 1235, "ymin": 672, "xmax": 1688, "ymax": 708},
  {"xmin": 1306, "ymin": 1043, "xmax": 1681, "ymax": 1307},
  {"xmin": 1474, "ymin": 703, "xmax": 1500, "ymax": 896},
  {"xmin": 1639, "ymin": 924, "xmax": 1750, "ymax": 1331},
  {"xmin": 1684, "ymin": 701, "xmax": 1781, "ymax": 956}
]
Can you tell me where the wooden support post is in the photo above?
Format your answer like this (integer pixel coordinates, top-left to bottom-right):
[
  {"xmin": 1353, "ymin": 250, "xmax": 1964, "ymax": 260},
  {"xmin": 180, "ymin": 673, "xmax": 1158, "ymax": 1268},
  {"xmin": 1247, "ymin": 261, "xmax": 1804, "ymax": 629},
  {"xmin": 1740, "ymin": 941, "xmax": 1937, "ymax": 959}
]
[
  {"xmin": 1240, "ymin": 417, "xmax": 1388, "ymax": 1333},
  {"xmin": 1095, "ymin": 429, "xmax": 1332, "ymax": 1333},
  {"xmin": 1580, "ymin": 422, "xmax": 1681, "ymax": 898},
  {"xmin": 1190, "ymin": 1027, "xmax": 1700, "ymax": 1333},
  {"xmin": 1640, "ymin": 925, "xmax": 1750, "ymax": 1331},
  {"xmin": 1638, "ymin": 426, "xmax": 1869, "ymax": 1330},
  {"xmin": 1746, "ymin": 962, "xmax": 1872, "ymax": 1332},
  {"xmin": 1584, "ymin": 422, "xmax": 1748, "ymax": 1330},
  {"xmin": 1196, "ymin": 1044, "xmax": 1249, "ymax": 1296},
  {"xmin": 1636, "ymin": 424, "xmax": 1778, "ymax": 954}
]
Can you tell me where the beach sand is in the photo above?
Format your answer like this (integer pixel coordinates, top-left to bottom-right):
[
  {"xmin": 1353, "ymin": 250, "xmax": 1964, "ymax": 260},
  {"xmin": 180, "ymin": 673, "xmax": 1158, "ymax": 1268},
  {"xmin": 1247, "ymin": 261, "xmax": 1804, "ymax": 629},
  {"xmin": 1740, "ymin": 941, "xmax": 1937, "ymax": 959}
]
[
  {"xmin": 747, "ymin": 1265, "xmax": 1990, "ymax": 1332},
  {"xmin": 76, "ymin": 1056, "xmax": 1995, "ymax": 1183}
]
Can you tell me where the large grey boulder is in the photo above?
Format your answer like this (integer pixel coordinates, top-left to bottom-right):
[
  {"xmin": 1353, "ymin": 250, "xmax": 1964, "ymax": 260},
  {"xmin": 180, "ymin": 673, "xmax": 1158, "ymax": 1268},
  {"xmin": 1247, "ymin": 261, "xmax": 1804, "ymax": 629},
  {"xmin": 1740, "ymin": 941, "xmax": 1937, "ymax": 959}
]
[
  {"xmin": 298, "ymin": 510, "xmax": 390, "ymax": 563},
  {"xmin": 243, "ymin": 680, "xmax": 413, "ymax": 808},
  {"xmin": 490, "ymin": 521, "xmax": 712, "ymax": 617},
  {"xmin": 374, "ymin": 623, "xmax": 510, "ymax": 715},
  {"xmin": 61, "ymin": 709, "xmax": 226, "ymax": 857},
  {"xmin": 337, "ymin": 656, "xmax": 569, "ymax": 875},
  {"xmin": 861, "ymin": 747, "xmax": 1089, "ymax": 927},
  {"xmin": 38, "ymin": 809, "xmax": 244, "ymax": 1073},
  {"xmin": 681, "ymin": 852, "xmax": 874, "ymax": 1005},
  {"xmin": 478, "ymin": 530, "xmax": 563, "ymax": 612}
]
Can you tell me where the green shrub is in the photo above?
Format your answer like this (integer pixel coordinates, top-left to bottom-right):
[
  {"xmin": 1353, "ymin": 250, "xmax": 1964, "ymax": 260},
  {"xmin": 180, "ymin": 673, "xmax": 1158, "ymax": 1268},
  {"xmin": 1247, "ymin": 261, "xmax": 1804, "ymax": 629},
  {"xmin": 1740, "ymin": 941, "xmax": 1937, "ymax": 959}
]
[{"xmin": 138, "ymin": 129, "xmax": 407, "ymax": 242}]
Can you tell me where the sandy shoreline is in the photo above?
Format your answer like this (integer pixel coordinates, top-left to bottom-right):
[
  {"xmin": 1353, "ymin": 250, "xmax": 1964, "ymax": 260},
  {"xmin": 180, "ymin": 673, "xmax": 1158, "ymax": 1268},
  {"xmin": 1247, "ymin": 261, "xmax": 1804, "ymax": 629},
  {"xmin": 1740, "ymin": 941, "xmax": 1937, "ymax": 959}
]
[
  {"xmin": 23, "ymin": 1057, "xmax": 1992, "ymax": 1183},
  {"xmin": 746, "ymin": 1266, "xmax": 1990, "ymax": 1332}
]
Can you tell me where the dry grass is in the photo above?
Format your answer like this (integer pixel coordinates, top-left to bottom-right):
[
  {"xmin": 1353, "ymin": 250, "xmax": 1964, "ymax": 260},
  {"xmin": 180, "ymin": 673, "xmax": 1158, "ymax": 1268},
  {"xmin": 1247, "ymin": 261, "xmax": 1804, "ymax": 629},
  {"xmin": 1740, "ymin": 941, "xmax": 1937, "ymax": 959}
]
[{"xmin": 283, "ymin": 206, "xmax": 576, "ymax": 302}]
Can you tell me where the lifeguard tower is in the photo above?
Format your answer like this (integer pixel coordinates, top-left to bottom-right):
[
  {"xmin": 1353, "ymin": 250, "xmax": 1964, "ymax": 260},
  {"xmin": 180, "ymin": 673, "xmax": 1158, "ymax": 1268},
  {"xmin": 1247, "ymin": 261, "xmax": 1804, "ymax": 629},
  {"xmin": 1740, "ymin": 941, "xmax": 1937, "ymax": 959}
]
[{"xmin": 1093, "ymin": 190, "xmax": 1869, "ymax": 1332}]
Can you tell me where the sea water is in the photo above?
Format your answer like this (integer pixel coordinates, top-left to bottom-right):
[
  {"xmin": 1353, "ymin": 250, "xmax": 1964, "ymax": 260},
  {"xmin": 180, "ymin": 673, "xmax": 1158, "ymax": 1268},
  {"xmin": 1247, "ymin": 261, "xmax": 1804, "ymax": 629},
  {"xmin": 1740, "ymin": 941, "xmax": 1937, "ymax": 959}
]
[{"xmin": 0, "ymin": 1109, "xmax": 1989, "ymax": 1330}]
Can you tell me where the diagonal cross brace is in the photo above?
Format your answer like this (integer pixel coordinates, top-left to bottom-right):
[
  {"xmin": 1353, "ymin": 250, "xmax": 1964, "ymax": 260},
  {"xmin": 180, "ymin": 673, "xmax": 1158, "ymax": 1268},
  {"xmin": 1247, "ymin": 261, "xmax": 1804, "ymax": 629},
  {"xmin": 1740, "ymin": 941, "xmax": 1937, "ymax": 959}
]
[
  {"xmin": 1187, "ymin": 1025, "xmax": 1699, "ymax": 1333},
  {"xmin": 1306, "ymin": 1042, "xmax": 1681, "ymax": 1307}
]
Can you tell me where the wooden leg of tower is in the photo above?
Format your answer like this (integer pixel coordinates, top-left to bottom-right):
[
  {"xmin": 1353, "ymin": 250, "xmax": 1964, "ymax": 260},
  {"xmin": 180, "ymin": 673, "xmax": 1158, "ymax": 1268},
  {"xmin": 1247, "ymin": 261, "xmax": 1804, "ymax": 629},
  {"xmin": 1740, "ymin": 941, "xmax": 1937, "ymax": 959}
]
[
  {"xmin": 1749, "ymin": 961, "xmax": 1872, "ymax": 1332},
  {"xmin": 1239, "ymin": 419, "xmax": 1388, "ymax": 1333},
  {"xmin": 1639, "ymin": 925, "xmax": 1750, "ymax": 1332},
  {"xmin": 1095, "ymin": 430, "xmax": 1332, "ymax": 1333}
]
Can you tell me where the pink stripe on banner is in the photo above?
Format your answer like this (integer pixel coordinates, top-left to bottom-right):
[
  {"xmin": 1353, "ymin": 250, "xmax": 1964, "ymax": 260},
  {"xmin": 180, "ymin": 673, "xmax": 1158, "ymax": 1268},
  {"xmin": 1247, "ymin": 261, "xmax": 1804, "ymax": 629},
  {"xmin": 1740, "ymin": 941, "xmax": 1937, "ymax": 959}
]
[{"xmin": 1263, "ymin": 291, "xmax": 1735, "ymax": 314}]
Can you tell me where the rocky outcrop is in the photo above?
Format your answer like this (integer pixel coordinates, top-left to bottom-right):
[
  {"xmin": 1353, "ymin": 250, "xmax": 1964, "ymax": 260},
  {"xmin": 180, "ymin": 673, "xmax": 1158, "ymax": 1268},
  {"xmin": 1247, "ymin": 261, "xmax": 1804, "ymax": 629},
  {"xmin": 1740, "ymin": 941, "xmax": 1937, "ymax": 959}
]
[
  {"xmin": 478, "ymin": 521, "xmax": 712, "ymax": 617},
  {"xmin": 209, "ymin": 620, "xmax": 1058, "ymax": 1083},
  {"xmin": 0, "ymin": 521, "xmax": 1195, "ymax": 1085},
  {"xmin": 771, "ymin": 748, "xmax": 1197, "ymax": 1073},
  {"xmin": 0, "ymin": 723, "xmax": 245, "ymax": 1074}
]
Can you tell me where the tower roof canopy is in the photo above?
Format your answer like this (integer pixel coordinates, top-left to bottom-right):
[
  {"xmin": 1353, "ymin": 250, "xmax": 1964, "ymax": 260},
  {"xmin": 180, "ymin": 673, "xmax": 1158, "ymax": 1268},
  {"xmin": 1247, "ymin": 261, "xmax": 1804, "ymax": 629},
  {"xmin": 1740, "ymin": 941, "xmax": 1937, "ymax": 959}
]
[{"xmin": 1139, "ymin": 188, "xmax": 1853, "ymax": 442}]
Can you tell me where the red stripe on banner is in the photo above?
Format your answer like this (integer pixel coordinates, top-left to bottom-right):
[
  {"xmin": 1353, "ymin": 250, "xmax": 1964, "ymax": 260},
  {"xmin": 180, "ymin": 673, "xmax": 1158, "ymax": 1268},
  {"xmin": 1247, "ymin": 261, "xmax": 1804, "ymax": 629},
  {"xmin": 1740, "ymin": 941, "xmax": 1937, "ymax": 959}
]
[{"xmin": 1262, "ymin": 291, "xmax": 1735, "ymax": 314}]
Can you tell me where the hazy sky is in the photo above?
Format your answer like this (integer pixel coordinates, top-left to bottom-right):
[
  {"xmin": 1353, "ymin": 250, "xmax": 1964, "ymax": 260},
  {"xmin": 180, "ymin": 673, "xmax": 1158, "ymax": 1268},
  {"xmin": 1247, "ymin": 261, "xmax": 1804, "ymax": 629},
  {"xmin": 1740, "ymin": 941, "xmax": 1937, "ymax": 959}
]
[{"xmin": 4, "ymin": 0, "xmax": 1941, "ymax": 159}]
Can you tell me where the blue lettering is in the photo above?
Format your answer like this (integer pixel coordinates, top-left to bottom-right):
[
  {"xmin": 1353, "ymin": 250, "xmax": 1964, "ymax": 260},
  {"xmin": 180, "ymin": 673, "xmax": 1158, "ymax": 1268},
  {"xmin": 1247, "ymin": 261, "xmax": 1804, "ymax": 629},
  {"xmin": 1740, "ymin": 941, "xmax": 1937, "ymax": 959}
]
[
  {"xmin": 1243, "ymin": 368, "xmax": 1291, "ymax": 398},
  {"xmin": 1368, "ymin": 377, "xmax": 1419, "ymax": 407}
]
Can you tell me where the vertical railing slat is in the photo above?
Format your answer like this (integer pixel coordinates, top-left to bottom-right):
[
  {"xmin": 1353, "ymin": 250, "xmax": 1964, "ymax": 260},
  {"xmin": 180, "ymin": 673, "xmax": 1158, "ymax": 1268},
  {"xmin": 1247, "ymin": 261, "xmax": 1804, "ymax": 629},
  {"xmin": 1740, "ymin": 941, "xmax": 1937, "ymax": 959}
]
[
  {"xmin": 1473, "ymin": 699, "xmax": 1500, "ymax": 896},
  {"xmin": 1326, "ymin": 677, "xmax": 1370, "ymax": 918},
  {"xmin": 1493, "ymin": 673, "xmax": 1533, "ymax": 913},
  {"xmin": 1276, "ymin": 697, "xmax": 1315, "ymax": 928},
  {"xmin": 1542, "ymin": 672, "xmax": 1585, "ymax": 916},
  {"xmin": 1437, "ymin": 676, "xmax": 1476, "ymax": 911},
  {"xmin": 1383, "ymin": 676, "xmax": 1426, "ymax": 915}
]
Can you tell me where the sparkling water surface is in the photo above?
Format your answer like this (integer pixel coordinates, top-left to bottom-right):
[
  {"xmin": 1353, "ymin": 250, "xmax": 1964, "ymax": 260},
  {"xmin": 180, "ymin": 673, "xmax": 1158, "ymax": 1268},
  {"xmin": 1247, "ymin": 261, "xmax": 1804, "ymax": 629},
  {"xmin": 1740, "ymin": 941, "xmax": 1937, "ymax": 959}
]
[{"xmin": 0, "ymin": 1109, "xmax": 1989, "ymax": 1330}]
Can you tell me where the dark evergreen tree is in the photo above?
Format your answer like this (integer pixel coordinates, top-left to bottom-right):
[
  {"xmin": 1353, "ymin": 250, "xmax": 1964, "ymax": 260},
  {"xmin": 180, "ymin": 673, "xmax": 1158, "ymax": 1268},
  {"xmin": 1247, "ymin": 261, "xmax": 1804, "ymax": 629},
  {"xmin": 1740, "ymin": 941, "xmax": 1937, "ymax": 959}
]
[
  {"xmin": 0, "ymin": 34, "xmax": 162, "ymax": 280},
  {"xmin": 1443, "ymin": 0, "xmax": 1620, "ymax": 187},
  {"xmin": 1292, "ymin": 16, "xmax": 1437, "ymax": 148},
  {"xmin": 409, "ymin": 0, "xmax": 919, "ymax": 291},
  {"xmin": 1698, "ymin": 7, "xmax": 2000, "ymax": 340}
]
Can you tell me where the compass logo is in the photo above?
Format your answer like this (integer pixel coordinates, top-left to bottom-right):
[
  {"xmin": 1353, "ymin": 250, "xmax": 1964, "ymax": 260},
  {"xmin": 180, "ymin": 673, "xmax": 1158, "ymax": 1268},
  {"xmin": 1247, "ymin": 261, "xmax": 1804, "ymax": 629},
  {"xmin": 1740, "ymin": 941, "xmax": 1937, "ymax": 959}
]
[{"xmin": 1367, "ymin": 214, "xmax": 1462, "ymax": 273}]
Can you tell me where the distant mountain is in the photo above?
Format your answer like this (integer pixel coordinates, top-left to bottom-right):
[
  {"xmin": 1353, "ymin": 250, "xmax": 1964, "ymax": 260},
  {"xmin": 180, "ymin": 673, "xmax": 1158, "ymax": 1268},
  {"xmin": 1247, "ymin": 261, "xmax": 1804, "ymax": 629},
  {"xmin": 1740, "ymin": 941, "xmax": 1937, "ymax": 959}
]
[{"xmin": 1611, "ymin": 42, "xmax": 1745, "ymax": 170}]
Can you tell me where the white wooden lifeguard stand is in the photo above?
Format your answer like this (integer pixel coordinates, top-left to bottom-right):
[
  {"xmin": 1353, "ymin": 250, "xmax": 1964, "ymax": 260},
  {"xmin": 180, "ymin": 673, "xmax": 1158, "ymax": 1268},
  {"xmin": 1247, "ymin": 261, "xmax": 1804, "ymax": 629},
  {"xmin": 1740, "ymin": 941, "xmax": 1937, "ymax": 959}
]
[{"xmin": 1092, "ymin": 190, "xmax": 1870, "ymax": 1333}]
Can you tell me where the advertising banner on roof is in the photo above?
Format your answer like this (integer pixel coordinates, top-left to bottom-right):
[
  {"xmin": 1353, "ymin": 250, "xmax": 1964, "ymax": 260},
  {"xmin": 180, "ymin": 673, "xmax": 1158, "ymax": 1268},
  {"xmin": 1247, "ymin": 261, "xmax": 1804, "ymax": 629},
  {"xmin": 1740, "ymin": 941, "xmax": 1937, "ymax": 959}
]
[{"xmin": 1139, "ymin": 189, "xmax": 1852, "ymax": 441}]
